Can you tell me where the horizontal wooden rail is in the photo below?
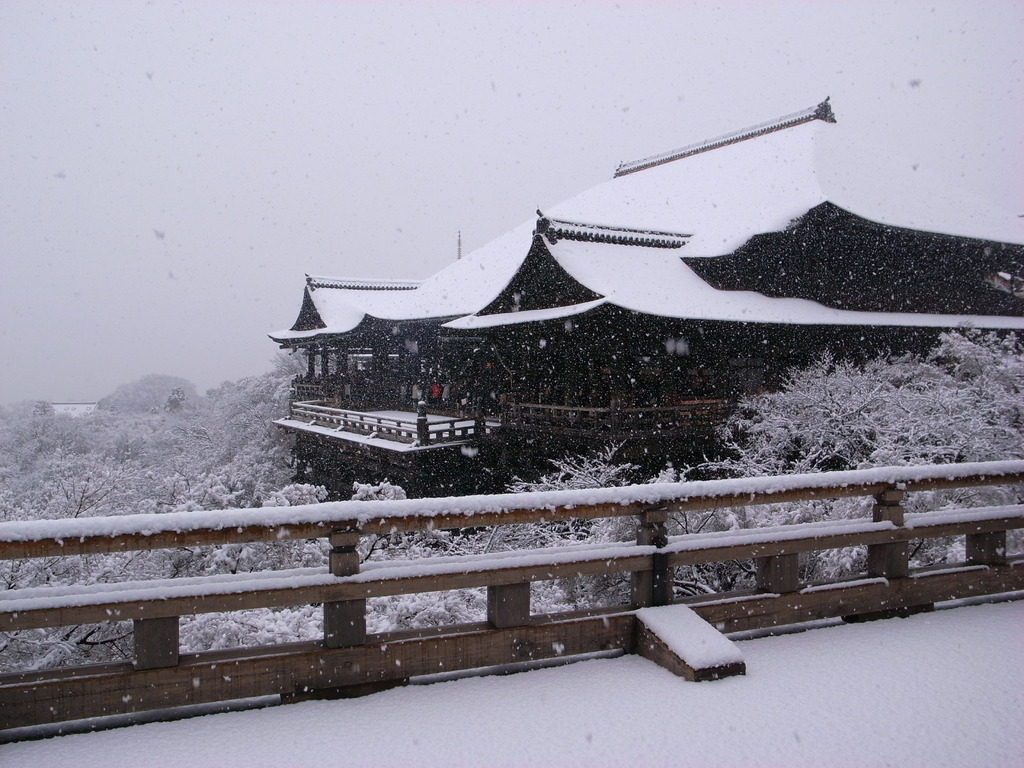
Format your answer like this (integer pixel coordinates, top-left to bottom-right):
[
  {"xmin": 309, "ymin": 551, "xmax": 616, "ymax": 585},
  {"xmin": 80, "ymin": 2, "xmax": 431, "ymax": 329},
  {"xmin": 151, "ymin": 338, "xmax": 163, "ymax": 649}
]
[
  {"xmin": 2, "ymin": 460, "xmax": 1021, "ymax": 559},
  {"xmin": 3, "ymin": 566, "xmax": 1023, "ymax": 730},
  {"xmin": 3, "ymin": 505, "xmax": 1022, "ymax": 632},
  {"xmin": 1, "ymin": 460, "xmax": 1023, "ymax": 731}
]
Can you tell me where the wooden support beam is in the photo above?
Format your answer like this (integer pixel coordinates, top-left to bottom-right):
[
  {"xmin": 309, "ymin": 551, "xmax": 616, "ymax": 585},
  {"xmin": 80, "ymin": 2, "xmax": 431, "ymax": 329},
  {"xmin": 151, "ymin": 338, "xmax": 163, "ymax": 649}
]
[
  {"xmin": 133, "ymin": 616, "xmax": 179, "ymax": 670},
  {"xmin": 487, "ymin": 583, "xmax": 531, "ymax": 629},
  {"xmin": 325, "ymin": 530, "xmax": 365, "ymax": 648},
  {"xmin": 632, "ymin": 508, "xmax": 669, "ymax": 608},
  {"xmin": 324, "ymin": 599, "xmax": 367, "ymax": 648},
  {"xmin": 329, "ymin": 530, "xmax": 360, "ymax": 577},
  {"xmin": 651, "ymin": 552, "xmax": 673, "ymax": 606},
  {"xmin": 867, "ymin": 487, "xmax": 908, "ymax": 579}
]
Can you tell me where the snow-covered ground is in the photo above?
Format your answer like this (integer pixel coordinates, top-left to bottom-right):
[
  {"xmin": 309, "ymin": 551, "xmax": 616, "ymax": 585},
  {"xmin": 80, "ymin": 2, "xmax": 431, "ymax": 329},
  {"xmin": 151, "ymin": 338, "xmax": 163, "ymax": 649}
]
[{"xmin": 4, "ymin": 598, "xmax": 1021, "ymax": 767}]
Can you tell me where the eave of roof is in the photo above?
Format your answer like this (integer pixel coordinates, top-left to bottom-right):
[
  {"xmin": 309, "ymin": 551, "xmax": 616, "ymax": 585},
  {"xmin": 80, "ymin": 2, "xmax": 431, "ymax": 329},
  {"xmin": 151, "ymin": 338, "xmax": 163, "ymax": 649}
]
[
  {"xmin": 546, "ymin": 237, "xmax": 1024, "ymax": 330},
  {"xmin": 443, "ymin": 299, "xmax": 607, "ymax": 330}
]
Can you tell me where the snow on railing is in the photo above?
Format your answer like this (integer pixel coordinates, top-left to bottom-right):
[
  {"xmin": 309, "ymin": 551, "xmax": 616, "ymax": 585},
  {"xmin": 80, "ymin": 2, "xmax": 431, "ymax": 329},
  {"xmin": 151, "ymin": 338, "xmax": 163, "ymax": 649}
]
[
  {"xmin": 0, "ymin": 460, "xmax": 1021, "ymax": 553},
  {"xmin": 1, "ymin": 460, "xmax": 1022, "ymax": 731}
]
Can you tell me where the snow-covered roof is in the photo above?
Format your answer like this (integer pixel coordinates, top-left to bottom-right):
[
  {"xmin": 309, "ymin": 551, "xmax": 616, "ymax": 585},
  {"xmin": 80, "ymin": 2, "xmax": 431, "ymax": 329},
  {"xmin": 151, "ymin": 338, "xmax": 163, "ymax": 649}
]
[
  {"xmin": 271, "ymin": 99, "xmax": 1024, "ymax": 344},
  {"xmin": 535, "ymin": 237, "xmax": 1024, "ymax": 329},
  {"xmin": 546, "ymin": 105, "xmax": 831, "ymax": 257},
  {"xmin": 270, "ymin": 221, "xmax": 534, "ymax": 341}
]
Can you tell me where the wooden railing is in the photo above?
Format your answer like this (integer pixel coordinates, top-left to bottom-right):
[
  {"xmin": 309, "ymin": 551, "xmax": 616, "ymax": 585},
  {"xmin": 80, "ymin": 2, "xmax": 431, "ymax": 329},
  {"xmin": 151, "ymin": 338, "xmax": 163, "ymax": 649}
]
[
  {"xmin": 291, "ymin": 379, "xmax": 325, "ymax": 401},
  {"xmin": 503, "ymin": 399, "xmax": 731, "ymax": 434},
  {"xmin": 287, "ymin": 401, "xmax": 492, "ymax": 445},
  {"xmin": 1, "ymin": 460, "xmax": 1022, "ymax": 730}
]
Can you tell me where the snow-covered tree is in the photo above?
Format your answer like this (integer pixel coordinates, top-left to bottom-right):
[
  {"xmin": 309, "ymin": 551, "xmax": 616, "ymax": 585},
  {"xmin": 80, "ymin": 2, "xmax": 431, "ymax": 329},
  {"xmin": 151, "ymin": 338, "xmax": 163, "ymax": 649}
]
[{"xmin": 682, "ymin": 330, "xmax": 1024, "ymax": 587}]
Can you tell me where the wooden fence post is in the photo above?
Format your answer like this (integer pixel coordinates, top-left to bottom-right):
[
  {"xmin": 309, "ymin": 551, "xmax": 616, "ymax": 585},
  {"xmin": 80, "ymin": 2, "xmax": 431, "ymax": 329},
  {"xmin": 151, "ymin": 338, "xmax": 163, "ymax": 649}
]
[
  {"xmin": 755, "ymin": 553, "xmax": 800, "ymax": 594},
  {"xmin": 325, "ymin": 530, "xmax": 366, "ymax": 648},
  {"xmin": 966, "ymin": 530, "xmax": 1007, "ymax": 566},
  {"xmin": 133, "ymin": 616, "xmax": 179, "ymax": 670},
  {"xmin": 867, "ymin": 486, "xmax": 908, "ymax": 579},
  {"xmin": 487, "ymin": 583, "xmax": 531, "ymax": 628},
  {"xmin": 632, "ymin": 508, "xmax": 670, "ymax": 607}
]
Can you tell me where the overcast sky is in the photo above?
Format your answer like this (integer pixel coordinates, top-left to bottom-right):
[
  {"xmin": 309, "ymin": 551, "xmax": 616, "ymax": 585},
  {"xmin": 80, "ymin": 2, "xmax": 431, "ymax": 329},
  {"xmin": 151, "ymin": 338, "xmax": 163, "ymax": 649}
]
[{"xmin": 2, "ymin": 0, "xmax": 1022, "ymax": 405}]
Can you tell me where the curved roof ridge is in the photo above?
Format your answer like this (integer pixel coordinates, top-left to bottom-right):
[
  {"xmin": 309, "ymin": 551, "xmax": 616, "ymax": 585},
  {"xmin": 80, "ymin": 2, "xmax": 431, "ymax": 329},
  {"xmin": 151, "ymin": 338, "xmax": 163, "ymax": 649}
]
[
  {"xmin": 537, "ymin": 211, "xmax": 691, "ymax": 249},
  {"xmin": 614, "ymin": 98, "xmax": 836, "ymax": 178},
  {"xmin": 305, "ymin": 275, "xmax": 421, "ymax": 291}
]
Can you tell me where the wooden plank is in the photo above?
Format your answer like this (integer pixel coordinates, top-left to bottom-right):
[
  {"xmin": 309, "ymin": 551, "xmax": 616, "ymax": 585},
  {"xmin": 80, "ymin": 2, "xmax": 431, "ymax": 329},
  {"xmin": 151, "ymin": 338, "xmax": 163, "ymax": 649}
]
[
  {"xmin": 687, "ymin": 563, "xmax": 1024, "ymax": 633},
  {"xmin": 0, "ymin": 614, "xmax": 636, "ymax": 730},
  {"xmin": 665, "ymin": 510, "xmax": 1024, "ymax": 567}
]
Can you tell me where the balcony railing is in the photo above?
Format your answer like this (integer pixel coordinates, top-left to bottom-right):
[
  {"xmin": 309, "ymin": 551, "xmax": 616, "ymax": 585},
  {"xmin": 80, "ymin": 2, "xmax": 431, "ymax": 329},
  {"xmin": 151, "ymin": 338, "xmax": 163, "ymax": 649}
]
[
  {"xmin": 502, "ymin": 399, "xmax": 731, "ymax": 434},
  {"xmin": 287, "ymin": 401, "xmax": 493, "ymax": 446}
]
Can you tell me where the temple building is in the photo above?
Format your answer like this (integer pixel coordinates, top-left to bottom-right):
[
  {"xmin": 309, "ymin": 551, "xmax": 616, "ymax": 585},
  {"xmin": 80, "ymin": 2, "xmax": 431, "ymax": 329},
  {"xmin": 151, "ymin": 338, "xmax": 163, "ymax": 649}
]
[{"xmin": 270, "ymin": 99, "xmax": 1024, "ymax": 497}]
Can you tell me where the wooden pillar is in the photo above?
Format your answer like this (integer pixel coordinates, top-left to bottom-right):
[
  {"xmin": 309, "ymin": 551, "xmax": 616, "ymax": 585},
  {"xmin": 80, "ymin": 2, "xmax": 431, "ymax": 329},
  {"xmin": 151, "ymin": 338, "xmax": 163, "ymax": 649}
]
[
  {"xmin": 609, "ymin": 397, "xmax": 622, "ymax": 432},
  {"xmin": 324, "ymin": 530, "xmax": 366, "ymax": 648},
  {"xmin": 306, "ymin": 347, "xmax": 316, "ymax": 379},
  {"xmin": 755, "ymin": 553, "xmax": 800, "ymax": 593},
  {"xmin": 133, "ymin": 616, "xmax": 179, "ymax": 670},
  {"xmin": 487, "ymin": 582, "xmax": 531, "ymax": 628},
  {"xmin": 632, "ymin": 508, "xmax": 670, "ymax": 607},
  {"xmin": 966, "ymin": 531, "xmax": 1007, "ymax": 566},
  {"xmin": 416, "ymin": 400, "xmax": 430, "ymax": 445},
  {"xmin": 867, "ymin": 487, "xmax": 908, "ymax": 579}
]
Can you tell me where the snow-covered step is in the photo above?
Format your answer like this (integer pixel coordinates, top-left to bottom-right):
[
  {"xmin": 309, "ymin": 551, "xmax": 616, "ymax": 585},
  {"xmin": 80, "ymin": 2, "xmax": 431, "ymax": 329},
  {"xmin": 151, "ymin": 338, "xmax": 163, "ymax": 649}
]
[{"xmin": 635, "ymin": 604, "xmax": 745, "ymax": 682}]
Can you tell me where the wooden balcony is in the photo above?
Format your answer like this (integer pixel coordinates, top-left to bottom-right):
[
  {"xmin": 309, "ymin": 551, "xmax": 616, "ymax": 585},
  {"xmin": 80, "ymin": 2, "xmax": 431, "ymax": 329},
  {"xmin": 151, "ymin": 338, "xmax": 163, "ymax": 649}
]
[{"xmin": 278, "ymin": 400, "xmax": 496, "ymax": 450}]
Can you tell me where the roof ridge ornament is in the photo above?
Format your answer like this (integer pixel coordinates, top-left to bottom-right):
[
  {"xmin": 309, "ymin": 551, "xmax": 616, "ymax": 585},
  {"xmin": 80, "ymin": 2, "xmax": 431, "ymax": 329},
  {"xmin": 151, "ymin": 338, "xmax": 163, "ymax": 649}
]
[
  {"xmin": 535, "ymin": 211, "xmax": 690, "ymax": 249},
  {"xmin": 614, "ymin": 97, "xmax": 837, "ymax": 178},
  {"xmin": 305, "ymin": 275, "xmax": 421, "ymax": 292}
]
